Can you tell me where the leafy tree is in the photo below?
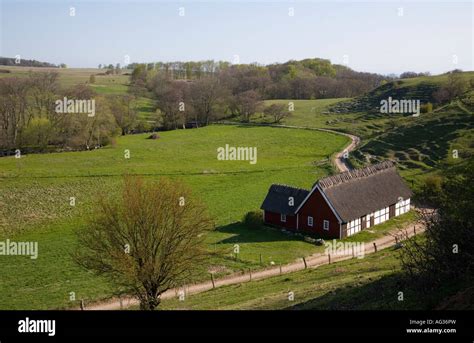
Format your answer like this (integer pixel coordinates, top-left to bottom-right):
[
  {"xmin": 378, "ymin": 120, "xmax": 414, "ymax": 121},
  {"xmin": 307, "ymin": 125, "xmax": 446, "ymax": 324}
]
[
  {"xmin": 401, "ymin": 161, "xmax": 474, "ymax": 289},
  {"xmin": 130, "ymin": 64, "xmax": 148, "ymax": 89},
  {"xmin": 74, "ymin": 176, "xmax": 214, "ymax": 310},
  {"xmin": 107, "ymin": 95, "xmax": 137, "ymax": 135},
  {"xmin": 22, "ymin": 117, "xmax": 53, "ymax": 149}
]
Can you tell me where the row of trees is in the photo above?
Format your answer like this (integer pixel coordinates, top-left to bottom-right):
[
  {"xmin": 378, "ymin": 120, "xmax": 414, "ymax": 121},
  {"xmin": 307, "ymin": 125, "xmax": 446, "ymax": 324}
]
[
  {"xmin": 0, "ymin": 72, "xmax": 139, "ymax": 151},
  {"xmin": 97, "ymin": 63, "xmax": 122, "ymax": 75},
  {"xmin": 143, "ymin": 74, "xmax": 291, "ymax": 130},
  {"xmin": 130, "ymin": 58, "xmax": 387, "ymax": 128},
  {"xmin": 0, "ymin": 57, "xmax": 59, "ymax": 68}
]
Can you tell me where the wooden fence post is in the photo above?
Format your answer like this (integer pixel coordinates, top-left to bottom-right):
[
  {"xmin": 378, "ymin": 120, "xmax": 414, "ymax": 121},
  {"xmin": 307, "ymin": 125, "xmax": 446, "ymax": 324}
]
[
  {"xmin": 328, "ymin": 254, "xmax": 331, "ymax": 264},
  {"xmin": 211, "ymin": 273, "xmax": 215, "ymax": 289},
  {"xmin": 302, "ymin": 257, "xmax": 307, "ymax": 269},
  {"xmin": 413, "ymin": 226, "xmax": 416, "ymax": 235},
  {"xmin": 249, "ymin": 269, "xmax": 252, "ymax": 281},
  {"xmin": 80, "ymin": 299, "xmax": 85, "ymax": 311},
  {"xmin": 373, "ymin": 242, "xmax": 377, "ymax": 253}
]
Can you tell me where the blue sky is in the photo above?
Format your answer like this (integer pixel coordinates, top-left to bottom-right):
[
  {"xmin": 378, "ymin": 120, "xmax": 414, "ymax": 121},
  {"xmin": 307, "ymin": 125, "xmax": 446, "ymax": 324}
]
[{"xmin": 1, "ymin": 0, "xmax": 472, "ymax": 74}]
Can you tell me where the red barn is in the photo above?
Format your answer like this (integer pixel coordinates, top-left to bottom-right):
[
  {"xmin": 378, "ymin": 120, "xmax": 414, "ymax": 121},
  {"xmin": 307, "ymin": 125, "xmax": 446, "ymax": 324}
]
[{"xmin": 260, "ymin": 161, "xmax": 413, "ymax": 239}]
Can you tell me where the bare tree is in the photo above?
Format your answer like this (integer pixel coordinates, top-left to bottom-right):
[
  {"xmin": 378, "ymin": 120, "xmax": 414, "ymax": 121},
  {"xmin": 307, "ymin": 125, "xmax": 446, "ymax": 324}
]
[
  {"xmin": 188, "ymin": 77, "xmax": 227, "ymax": 125},
  {"xmin": 0, "ymin": 77, "xmax": 30, "ymax": 148},
  {"xmin": 154, "ymin": 80, "xmax": 187, "ymax": 130},
  {"xmin": 229, "ymin": 90, "xmax": 262, "ymax": 122},
  {"xmin": 263, "ymin": 103, "xmax": 290, "ymax": 123},
  {"xmin": 74, "ymin": 176, "xmax": 214, "ymax": 310},
  {"xmin": 433, "ymin": 72, "xmax": 468, "ymax": 104}
]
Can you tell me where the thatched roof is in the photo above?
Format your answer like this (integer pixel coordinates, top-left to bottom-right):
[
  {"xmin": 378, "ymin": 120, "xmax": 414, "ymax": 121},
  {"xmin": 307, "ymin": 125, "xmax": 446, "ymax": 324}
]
[
  {"xmin": 260, "ymin": 184, "xmax": 309, "ymax": 215},
  {"xmin": 317, "ymin": 161, "xmax": 413, "ymax": 222}
]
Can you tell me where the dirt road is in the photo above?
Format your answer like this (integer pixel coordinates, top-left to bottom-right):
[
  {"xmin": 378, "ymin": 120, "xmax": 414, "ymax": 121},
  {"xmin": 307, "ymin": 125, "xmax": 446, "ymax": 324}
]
[{"xmin": 84, "ymin": 222, "xmax": 423, "ymax": 310}]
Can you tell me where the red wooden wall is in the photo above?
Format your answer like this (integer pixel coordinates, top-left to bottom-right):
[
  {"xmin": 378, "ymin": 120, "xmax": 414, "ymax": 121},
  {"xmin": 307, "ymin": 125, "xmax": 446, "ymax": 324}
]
[
  {"xmin": 263, "ymin": 211, "xmax": 297, "ymax": 231},
  {"xmin": 297, "ymin": 188, "xmax": 340, "ymax": 238}
]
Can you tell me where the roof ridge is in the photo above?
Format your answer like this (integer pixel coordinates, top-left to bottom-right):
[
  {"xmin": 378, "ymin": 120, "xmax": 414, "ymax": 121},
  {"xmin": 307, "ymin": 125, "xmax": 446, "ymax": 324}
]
[
  {"xmin": 318, "ymin": 161, "xmax": 395, "ymax": 189},
  {"xmin": 270, "ymin": 183, "xmax": 309, "ymax": 191}
]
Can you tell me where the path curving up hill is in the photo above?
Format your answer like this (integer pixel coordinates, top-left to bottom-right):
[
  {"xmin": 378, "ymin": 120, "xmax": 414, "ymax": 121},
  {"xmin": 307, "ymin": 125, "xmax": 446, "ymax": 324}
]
[{"xmin": 215, "ymin": 122, "xmax": 360, "ymax": 172}]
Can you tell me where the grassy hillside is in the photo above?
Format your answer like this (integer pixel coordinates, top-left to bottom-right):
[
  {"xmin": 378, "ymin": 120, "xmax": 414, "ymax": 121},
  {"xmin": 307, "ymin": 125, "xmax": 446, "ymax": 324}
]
[
  {"xmin": 349, "ymin": 106, "xmax": 474, "ymax": 173},
  {"xmin": 0, "ymin": 66, "xmax": 129, "ymax": 91},
  {"xmin": 253, "ymin": 73, "xmax": 474, "ymax": 186},
  {"xmin": 329, "ymin": 71, "xmax": 474, "ymax": 113}
]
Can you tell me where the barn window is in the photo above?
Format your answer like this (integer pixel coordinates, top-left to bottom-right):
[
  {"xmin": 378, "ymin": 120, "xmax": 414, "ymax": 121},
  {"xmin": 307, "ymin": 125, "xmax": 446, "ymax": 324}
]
[
  {"xmin": 281, "ymin": 214, "xmax": 286, "ymax": 222},
  {"xmin": 323, "ymin": 220, "xmax": 329, "ymax": 230},
  {"xmin": 366, "ymin": 213, "xmax": 372, "ymax": 228},
  {"xmin": 347, "ymin": 218, "xmax": 361, "ymax": 236},
  {"xmin": 395, "ymin": 198, "xmax": 410, "ymax": 216},
  {"xmin": 307, "ymin": 216, "xmax": 313, "ymax": 227},
  {"xmin": 374, "ymin": 207, "xmax": 389, "ymax": 225}
]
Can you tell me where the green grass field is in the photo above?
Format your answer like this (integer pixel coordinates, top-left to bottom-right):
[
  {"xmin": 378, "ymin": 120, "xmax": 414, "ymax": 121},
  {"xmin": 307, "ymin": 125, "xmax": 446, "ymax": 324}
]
[
  {"xmin": 0, "ymin": 125, "xmax": 355, "ymax": 309},
  {"xmin": 1, "ymin": 66, "xmax": 466, "ymax": 310},
  {"xmin": 0, "ymin": 66, "xmax": 130, "ymax": 91}
]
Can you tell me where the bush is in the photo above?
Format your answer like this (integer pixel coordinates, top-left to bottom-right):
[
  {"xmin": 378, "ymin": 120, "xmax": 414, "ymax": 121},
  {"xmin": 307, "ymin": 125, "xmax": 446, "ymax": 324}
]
[
  {"xmin": 420, "ymin": 102, "xmax": 433, "ymax": 113},
  {"xmin": 243, "ymin": 210, "xmax": 263, "ymax": 229},
  {"xmin": 134, "ymin": 120, "xmax": 152, "ymax": 133},
  {"xmin": 414, "ymin": 175, "xmax": 442, "ymax": 207},
  {"xmin": 22, "ymin": 117, "xmax": 54, "ymax": 149}
]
